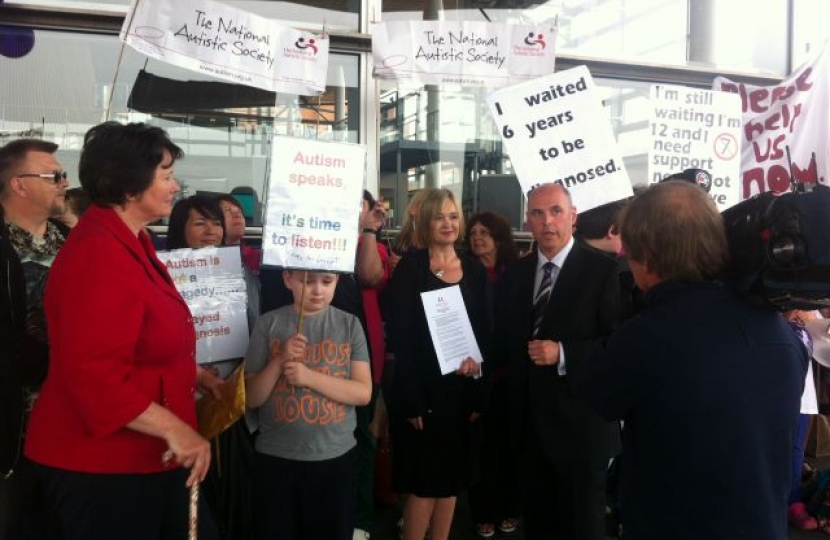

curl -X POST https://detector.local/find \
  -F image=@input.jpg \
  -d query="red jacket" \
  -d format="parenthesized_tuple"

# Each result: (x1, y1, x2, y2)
(25, 205, 197, 474)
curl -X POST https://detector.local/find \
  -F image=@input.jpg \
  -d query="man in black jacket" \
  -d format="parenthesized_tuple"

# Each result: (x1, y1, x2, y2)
(495, 183, 620, 540)
(0, 139, 67, 540)
(573, 181, 807, 540)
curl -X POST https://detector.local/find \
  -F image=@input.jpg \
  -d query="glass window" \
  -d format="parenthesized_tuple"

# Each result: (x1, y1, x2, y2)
(0, 29, 361, 225)
(11, 0, 360, 32)
(792, 0, 830, 69)
(378, 80, 502, 226)
(687, 0, 789, 75)
(378, 75, 652, 228)
(381, 0, 790, 73)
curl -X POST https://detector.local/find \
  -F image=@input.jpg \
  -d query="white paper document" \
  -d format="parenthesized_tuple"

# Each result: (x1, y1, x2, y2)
(420, 285, 484, 375)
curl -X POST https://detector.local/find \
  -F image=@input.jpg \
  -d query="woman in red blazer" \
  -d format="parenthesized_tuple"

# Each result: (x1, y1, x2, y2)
(25, 122, 212, 540)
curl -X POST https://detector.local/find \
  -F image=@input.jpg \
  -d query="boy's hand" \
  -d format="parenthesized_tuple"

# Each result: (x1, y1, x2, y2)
(283, 361, 312, 388)
(281, 333, 308, 361)
(455, 357, 481, 378)
(196, 366, 224, 400)
(268, 337, 283, 366)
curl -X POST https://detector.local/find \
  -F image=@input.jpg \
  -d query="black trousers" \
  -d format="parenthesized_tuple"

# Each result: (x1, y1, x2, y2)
(251, 448, 357, 540)
(0, 456, 59, 540)
(522, 429, 608, 540)
(468, 378, 521, 525)
(37, 465, 205, 540)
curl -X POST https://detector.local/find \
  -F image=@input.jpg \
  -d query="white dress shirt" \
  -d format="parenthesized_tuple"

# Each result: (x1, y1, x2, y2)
(533, 237, 574, 376)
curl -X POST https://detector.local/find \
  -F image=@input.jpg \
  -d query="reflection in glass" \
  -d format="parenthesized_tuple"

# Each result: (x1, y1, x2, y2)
(0, 30, 361, 226)
(381, 0, 688, 65)
(792, 0, 830, 69)
(12, 0, 360, 32)
(377, 76, 652, 227)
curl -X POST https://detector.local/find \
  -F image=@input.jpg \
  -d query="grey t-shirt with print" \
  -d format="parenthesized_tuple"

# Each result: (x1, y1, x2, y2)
(245, 305, 369, 461)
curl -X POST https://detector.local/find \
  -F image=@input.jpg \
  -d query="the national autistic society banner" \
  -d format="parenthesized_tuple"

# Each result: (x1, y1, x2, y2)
(262, 137, 367, 273)
(372, 20, 556, 88)
(486, 65, 633, 211)
(120, 0, 328, 95)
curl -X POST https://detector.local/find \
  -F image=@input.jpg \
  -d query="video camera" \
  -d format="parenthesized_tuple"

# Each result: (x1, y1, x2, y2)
(720, 183, 830, 311)
(661, 168, 830, 311)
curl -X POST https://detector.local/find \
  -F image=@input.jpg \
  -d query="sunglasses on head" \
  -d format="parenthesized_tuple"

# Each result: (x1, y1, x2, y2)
(17, 170, 68, 184)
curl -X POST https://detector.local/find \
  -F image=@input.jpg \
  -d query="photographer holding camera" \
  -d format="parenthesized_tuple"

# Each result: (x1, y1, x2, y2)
(572, 180, 808, 540)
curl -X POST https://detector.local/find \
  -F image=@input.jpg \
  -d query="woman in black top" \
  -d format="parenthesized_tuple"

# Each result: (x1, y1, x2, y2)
(388, 188, 491, 540)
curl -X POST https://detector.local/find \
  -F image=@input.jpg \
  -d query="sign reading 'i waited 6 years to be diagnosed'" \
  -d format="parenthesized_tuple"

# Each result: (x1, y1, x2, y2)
(486, 65, 632, 211)
(262, 136, 367, 273)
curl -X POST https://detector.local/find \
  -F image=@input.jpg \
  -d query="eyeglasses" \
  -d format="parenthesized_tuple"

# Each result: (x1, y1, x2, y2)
(17, 171, 68, 184)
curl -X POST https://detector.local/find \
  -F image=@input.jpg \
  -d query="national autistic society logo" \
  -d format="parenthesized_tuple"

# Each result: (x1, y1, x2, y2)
(695, 170, 713, 192)
(294, 36, 318, 55)
(523, 31, 546, 49)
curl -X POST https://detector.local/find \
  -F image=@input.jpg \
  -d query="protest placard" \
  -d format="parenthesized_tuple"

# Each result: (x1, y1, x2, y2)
(486, 65, 633, 211)
(157, 246, 248, 364)
(120, 0, 328, 95)
(713, 44, 830, 198)
(262, 137, 367, 272)
(648, 85, 743, 209)
(372, 21, 556, 87)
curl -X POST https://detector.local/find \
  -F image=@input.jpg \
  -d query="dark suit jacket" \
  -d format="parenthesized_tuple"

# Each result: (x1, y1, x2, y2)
(0, 208, 49, 477)
(495, 240, 620, 463)
(572, 281, 806, 540)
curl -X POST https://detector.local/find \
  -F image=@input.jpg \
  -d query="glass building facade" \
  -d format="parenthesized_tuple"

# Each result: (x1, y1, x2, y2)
(1, 0, 826, 228)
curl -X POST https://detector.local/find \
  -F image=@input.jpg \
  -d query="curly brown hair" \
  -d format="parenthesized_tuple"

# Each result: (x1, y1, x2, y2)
(465, 211, 519, 273)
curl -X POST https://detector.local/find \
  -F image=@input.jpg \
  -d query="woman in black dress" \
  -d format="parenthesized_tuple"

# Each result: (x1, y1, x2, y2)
(388, 188, 491, 540)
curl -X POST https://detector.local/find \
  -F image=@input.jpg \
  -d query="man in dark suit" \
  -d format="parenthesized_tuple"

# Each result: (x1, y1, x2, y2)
(494, 183, 620, 540)
(572, 181, 807, 540)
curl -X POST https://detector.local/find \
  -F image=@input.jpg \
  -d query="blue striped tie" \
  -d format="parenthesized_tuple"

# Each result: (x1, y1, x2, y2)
(532, 262, 556, 336)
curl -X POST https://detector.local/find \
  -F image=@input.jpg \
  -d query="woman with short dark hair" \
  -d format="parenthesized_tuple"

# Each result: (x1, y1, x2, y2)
(165, 195, 226, 250)
(25, 122, 213, 540)
(465, 211, 518, 282)
(463, 211, 520, 538)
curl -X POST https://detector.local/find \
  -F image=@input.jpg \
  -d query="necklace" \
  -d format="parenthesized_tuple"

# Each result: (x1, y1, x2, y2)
(431, 256, 458, 278)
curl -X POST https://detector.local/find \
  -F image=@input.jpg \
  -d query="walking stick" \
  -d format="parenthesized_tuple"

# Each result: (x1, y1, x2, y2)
(296, 270, 308, 335)
(189, 484, 199, 540)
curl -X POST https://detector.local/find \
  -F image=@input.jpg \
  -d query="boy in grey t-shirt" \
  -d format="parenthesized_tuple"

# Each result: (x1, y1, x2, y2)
(245, 270, 371, 540)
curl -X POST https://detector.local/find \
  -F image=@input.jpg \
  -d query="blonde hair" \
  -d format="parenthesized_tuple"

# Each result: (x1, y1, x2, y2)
(395, 188, 434, 252)
(415, 188, 465, 248)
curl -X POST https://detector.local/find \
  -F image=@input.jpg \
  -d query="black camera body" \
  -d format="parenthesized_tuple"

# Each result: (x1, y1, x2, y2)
(721, 184, 830, 311)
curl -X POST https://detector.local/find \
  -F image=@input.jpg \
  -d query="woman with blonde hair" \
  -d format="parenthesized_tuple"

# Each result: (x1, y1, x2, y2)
(387, 188, 491, 540)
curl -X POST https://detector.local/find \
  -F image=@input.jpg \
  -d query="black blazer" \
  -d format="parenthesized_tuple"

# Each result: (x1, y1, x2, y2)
(388, 249, 491, 420)
(495, 240, 621, 463)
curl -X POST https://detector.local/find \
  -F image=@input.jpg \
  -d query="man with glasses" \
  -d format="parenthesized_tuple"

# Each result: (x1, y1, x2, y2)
(0, 138, 67, 540)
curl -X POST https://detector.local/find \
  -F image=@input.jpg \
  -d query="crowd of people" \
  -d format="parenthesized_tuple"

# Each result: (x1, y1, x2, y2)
(0, 122, 815, 540)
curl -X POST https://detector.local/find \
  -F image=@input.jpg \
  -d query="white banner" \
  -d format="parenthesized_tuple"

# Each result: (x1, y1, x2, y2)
(262, 137, 367, 272)
(372, 21, 556, 88)
(486, 65, 633, 211)
(120, 0, 329, 95)
(157, 246, 249, 364)
(647, 85, 743, 210)
(713, 44, 830, 198)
